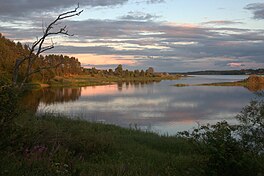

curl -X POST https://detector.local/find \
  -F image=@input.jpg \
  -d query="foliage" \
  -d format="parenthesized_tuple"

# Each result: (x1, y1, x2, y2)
(146, 67, 154, 76)
(84, 65, 175, 80)
(0, 34, 29, 76)
(178, 95, 264, 176)
(0, 114, 205, 176)
(114, 64, 123, 76)
(191, 122, 260, 176)
(236, 97, 264, 154)
(0, 75, 19, 151)
(0, 33, 84, 85)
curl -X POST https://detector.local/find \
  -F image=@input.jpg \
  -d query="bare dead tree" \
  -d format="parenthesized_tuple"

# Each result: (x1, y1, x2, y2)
(13, 4, 83, 88)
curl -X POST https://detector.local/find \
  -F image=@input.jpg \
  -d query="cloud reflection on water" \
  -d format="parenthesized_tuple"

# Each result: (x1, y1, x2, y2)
(35, 76, 254, 135)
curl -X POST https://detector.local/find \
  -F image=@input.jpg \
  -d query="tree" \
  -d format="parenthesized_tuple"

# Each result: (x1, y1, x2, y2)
(124, 69, 130, 77)
(134, 69, 140, 77)
(178, 95, 264, 175)
(140, 70, 145, 77)
(146, 67, 154, 76)
(236, 98, 264, 154)
(108, 69, 114, 76)
(13, 4, 83, 88)
(115, 64, 123, 76)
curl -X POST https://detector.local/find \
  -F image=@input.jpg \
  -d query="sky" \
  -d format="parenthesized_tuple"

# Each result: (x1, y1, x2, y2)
(0, 0, 264, 72)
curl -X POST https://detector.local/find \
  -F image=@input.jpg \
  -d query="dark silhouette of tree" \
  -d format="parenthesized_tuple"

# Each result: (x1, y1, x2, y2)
(140, 70, 145, 77)
(236, 97, 264, 154)
(13, 4, 83, 88)
(146, 67, 154, 76)
(124, 69, 130, 77)
(115, 64, 123, 76)
(108, 69, 114, 76)
(134, 69, 140, 77)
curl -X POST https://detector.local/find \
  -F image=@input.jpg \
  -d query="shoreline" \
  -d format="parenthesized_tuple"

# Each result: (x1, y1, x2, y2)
(174, 75, 264, 92)
(27, 74, 183, 89)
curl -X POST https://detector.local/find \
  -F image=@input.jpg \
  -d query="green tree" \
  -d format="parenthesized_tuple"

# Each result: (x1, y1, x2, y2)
(134, 70, 140, 77)
(115, 64, 123, 76)
(108, 69, 114, 76)
(140, 70, 145, 77)
(236, 98, 264, 154)
(146, 67, 154, 76)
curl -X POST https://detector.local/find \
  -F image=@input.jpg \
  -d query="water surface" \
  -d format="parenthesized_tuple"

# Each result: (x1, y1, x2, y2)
(27, 75, 255, 135)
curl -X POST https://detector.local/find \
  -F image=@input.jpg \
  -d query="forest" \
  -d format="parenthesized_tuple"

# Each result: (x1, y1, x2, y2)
(0, 33, 83, 83)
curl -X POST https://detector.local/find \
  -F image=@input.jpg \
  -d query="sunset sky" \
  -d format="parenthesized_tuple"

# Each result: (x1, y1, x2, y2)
(0, 0, 264, 72)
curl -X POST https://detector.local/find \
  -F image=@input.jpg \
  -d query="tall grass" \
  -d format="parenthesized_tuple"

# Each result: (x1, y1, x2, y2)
(0, 113, 206, 176)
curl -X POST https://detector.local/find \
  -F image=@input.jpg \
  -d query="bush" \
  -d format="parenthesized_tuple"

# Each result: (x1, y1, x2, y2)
(236, 98, 264, 154)
(0, 74, 19, 149)
(179, 118, 264, 176)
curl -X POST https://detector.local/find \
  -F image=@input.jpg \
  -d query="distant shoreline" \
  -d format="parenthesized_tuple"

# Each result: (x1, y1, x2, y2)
(175, 75, 264, 92)
(170, 68, 264, 75)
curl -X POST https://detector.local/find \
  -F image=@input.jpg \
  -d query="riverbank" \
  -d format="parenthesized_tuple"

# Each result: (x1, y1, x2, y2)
(28, 74, 182, 89)
(175, 75, 264, 92)
(1, 96, 263, 175)
(1, 113, 204, 176)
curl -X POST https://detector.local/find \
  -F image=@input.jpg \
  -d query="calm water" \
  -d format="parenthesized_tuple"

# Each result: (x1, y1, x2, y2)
(26, 75, 256, 135)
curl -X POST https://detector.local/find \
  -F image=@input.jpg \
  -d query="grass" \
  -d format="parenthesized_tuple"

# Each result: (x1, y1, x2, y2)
(173, 82, 246, 88)
(0, 113, 206, 176)
(38, 74, 182, 88)
(173, 76, 264, 92)
(174, 84, 190, 87)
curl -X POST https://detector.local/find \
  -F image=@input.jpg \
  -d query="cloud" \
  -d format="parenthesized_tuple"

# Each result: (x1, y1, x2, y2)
(21, 18, 260, 71)
(0, 0, 129, 18)
(0, 0, 165, 19)
(146, 0, 165, 4)
(2, 6, 264, 72)
(202, 20, 244, 25)
(119, 11, 160, 21)
(245, 3, 264, 20)
(227, 62, 246, 68)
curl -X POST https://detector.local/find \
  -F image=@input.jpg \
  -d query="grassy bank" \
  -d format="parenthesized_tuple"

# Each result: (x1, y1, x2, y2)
(39, 74, 182, 88)
(2, 111, 263, 176)
(174, 75, 264, 92)
(1, 113, 205, 176)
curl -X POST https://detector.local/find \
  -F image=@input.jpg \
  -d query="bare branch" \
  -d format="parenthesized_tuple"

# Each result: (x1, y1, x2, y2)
(40, 45, 54, 54)
(13, 4, 83, 88)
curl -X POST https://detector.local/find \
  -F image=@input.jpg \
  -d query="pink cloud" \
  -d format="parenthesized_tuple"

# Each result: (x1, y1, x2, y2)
(65, 54, 136, 66)
(227, 62, 245, 67)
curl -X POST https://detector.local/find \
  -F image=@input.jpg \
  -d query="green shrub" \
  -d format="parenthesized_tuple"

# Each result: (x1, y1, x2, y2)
(179, 119, 264, 176)
(0, 73, 20, 151)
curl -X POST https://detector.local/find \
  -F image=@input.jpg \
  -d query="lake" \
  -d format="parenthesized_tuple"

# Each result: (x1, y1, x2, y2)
(25, 75, 255, 135)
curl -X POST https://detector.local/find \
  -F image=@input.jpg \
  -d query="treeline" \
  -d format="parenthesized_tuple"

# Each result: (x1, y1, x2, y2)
(85, 64, 162, 78)
(37, 55, 83, 82)
(173, 69, 264, 75)
(0, 33, 83, 83)
(0, 33, 29, 77)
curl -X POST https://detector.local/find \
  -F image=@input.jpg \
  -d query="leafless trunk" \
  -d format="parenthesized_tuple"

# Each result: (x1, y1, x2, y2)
(12, 58, 22, 85)
(13, 4, 83, 89)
